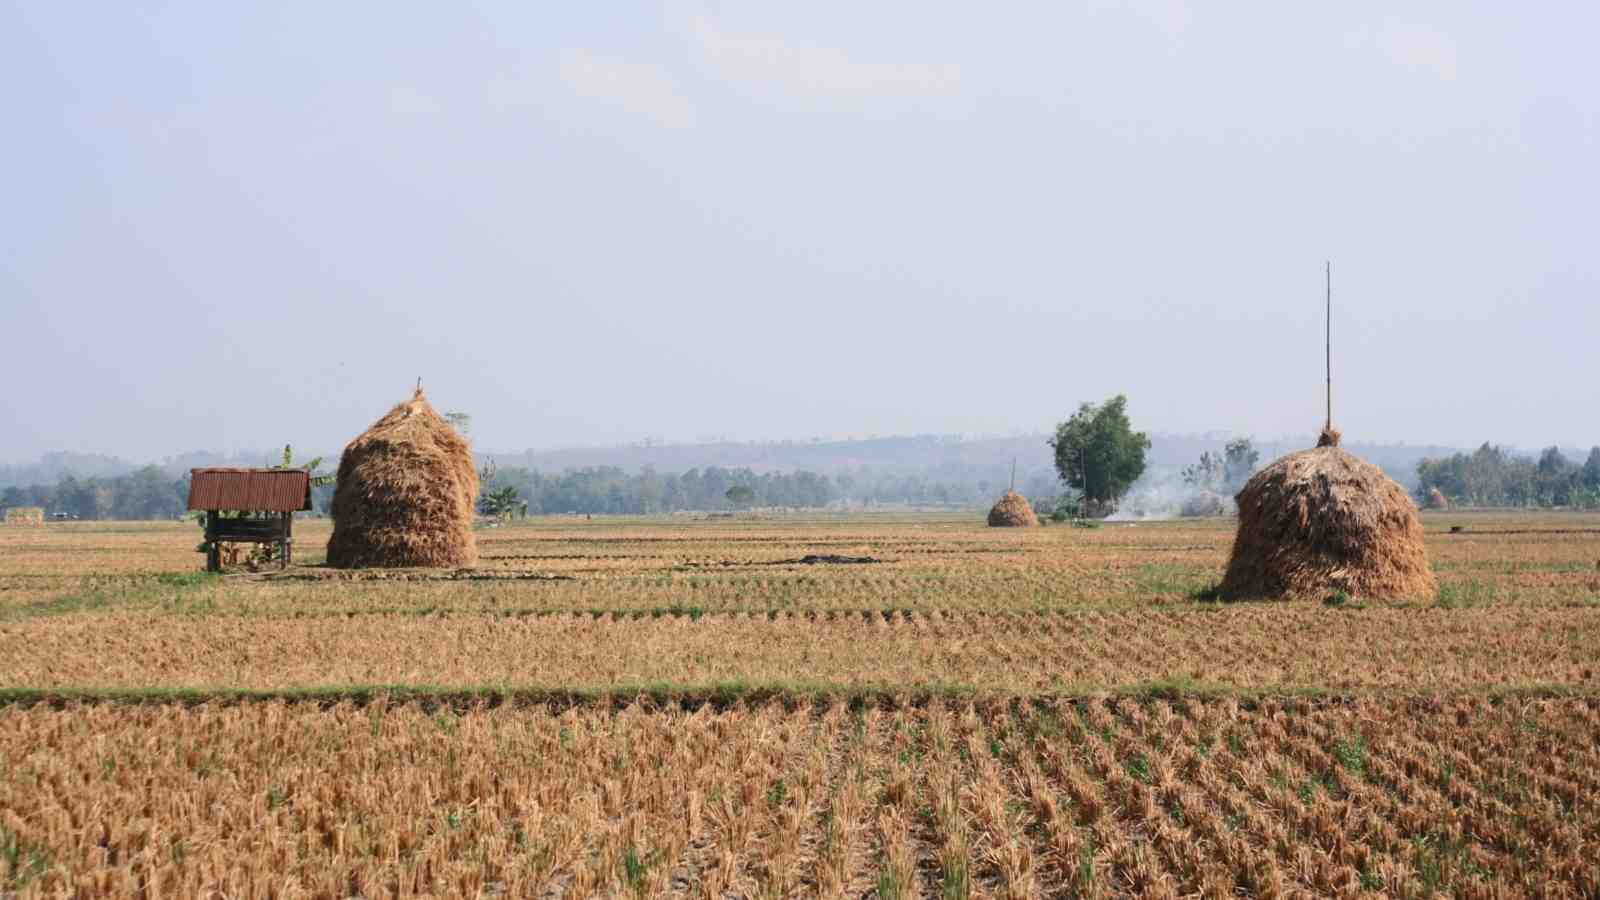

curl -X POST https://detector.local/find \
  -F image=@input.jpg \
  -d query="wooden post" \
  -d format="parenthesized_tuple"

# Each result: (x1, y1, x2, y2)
(205, 510, 220, 573)
(282, 513, 292, 569)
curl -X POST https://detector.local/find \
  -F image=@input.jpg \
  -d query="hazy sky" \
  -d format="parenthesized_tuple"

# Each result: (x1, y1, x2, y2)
(3, 2, 1596, 462)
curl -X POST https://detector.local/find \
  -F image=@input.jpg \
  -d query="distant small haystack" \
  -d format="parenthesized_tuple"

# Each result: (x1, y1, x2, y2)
(326, 388, 478, 568)
(1425, 487, 1449, 510)
(4, 506, 44, 526)
(1217, 427, 1436, 601)
(987, 490, 1039, 527)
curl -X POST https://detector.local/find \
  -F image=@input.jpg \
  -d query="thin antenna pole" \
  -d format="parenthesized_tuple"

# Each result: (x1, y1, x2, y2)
(1325, 260, 1332, 430)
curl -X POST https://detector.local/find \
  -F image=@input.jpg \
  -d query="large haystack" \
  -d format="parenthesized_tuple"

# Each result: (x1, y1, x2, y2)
(1217, 428, 1435, 601)
(988, 490, 1039, 527)
(326, 388, 478, 568)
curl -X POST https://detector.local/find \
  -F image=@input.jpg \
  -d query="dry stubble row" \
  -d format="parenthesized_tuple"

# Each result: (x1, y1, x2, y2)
(2, 696, 1598, 898)
(2, 606, 1596, 692)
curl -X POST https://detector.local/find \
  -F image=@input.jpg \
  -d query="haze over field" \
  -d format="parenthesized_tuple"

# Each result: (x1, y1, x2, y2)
(3, 2, 1596, 462)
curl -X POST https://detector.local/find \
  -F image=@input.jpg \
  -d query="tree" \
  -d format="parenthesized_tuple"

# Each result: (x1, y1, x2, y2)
(1182, 452, 1223, 491)
(1536, 446, 1576, 506)
(1048, 395, 1151, 507)
(479, 485, 521, 519)
(1584, 448, 1600, 491)
(637, 466, 663, 514)
(110, 466, 182, 520)
(1537, 446, 1570, 475)
(1222, 438, 1260, 492)
(1185, 439, 1257, 496)
(725, 485, 755, 509)
(54, 475, 98, 519)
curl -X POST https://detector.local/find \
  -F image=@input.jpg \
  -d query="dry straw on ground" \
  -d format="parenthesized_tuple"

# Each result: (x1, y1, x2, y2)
(6, 604, 1595, 691)
(1218, 426, 1437, 601)
(986, 490, 1038, 527)
(325, 388, 478, 569)
(2, 697, 1597, 897)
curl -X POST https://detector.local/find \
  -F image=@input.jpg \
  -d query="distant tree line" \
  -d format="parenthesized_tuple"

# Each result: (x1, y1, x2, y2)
(0, 466, 339, 522)
(1, 468, 191, 520)
(0, 464, 1031, 520)
(14, 439, 1594, 520)
(480, 466, 833, 515)
(481, 465, 1034, 515)
(1416, 444, 1600, 508)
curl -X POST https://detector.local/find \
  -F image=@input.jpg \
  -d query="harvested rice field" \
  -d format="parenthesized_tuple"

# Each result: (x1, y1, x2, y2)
(2, 511, 1600, 896)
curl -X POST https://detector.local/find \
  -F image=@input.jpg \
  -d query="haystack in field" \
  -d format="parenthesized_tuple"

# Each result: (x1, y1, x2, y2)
(1217, 427, 1435, 600)
(1425, 487, 1449, 510)
(3, 506, 44, 526)
(325, 388, 478, 568)
(988, 490, 1039, 527)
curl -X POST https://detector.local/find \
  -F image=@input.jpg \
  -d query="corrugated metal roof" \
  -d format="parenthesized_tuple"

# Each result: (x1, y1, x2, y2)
(187, 469, 313, 512)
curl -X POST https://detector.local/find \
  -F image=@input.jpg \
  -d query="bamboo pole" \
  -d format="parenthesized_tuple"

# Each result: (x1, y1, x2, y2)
(1325, 260, 1332, 431)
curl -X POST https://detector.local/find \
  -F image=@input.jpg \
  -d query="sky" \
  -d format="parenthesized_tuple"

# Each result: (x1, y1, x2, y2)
(2, 1, 1596, 462)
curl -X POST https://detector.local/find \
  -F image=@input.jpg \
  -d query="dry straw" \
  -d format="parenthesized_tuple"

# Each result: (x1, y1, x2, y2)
(987, 490, 1038, 527)
(325, 388, 478, 568)
(1218, 427, 1436, 600)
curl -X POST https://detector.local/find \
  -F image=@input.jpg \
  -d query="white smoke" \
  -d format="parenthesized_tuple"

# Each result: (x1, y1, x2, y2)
(1107, 466, 1237, 521)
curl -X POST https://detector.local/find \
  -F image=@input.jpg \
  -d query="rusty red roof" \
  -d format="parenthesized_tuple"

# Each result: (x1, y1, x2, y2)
(187, 469, 313, 512)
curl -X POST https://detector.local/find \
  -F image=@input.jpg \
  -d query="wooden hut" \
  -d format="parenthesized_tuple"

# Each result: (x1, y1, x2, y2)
(187, 468, 312, 571)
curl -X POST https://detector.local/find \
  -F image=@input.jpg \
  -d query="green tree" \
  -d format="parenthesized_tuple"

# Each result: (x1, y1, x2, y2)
(53, 475, 98, 519)
(725, 484, 755, 509)
(1222, 438, 1260, 492)
(637, 465, 663, 514)
(1048, 395, 1151, 506)
(1536, 446, 1576, 506)
(1584, 447, 1600, 491)
(1537, 446, 1570, 475)
(479, 485, 521, 519)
